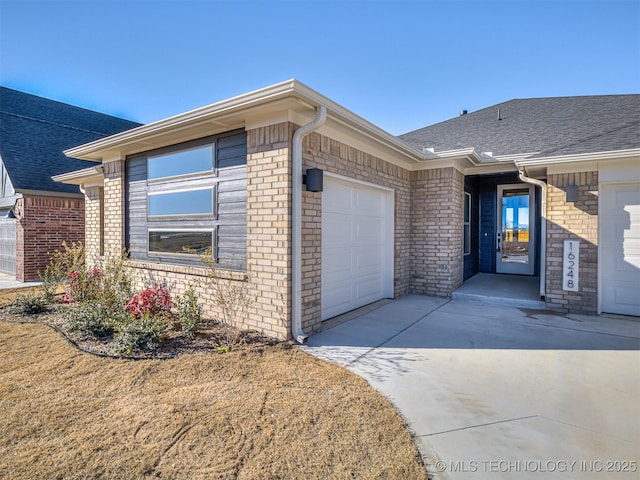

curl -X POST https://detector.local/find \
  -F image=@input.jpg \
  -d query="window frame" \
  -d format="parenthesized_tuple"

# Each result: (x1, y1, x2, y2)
(463, 192, 472, 256)
(146, 143, 215, 182)
(147, 228, 216, 258)
(147, 186, 216, 218)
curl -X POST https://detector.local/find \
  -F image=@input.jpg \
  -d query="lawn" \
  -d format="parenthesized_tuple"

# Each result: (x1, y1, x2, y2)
(0, 319, 428, 479)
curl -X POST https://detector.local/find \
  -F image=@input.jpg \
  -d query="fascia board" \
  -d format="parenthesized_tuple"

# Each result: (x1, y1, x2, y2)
(15, 189, 85, 199)
(65, 79, 426, 165)
(65, 79, 301, 160)
(52, 166, 104, 186)
(515, 148, 640, 167)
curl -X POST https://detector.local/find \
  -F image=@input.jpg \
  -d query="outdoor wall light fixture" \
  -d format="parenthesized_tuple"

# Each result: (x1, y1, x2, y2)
(565, 185, 578, 203)
(303, 168, 324, 192)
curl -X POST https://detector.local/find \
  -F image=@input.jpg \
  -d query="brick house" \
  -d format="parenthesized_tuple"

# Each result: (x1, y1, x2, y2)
(0, 87, 140, 281)
(56, 81, 640, 340)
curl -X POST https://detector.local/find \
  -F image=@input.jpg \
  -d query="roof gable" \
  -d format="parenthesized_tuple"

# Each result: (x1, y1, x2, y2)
(399, 95, 640, 158)
(0, 87, 141, 195)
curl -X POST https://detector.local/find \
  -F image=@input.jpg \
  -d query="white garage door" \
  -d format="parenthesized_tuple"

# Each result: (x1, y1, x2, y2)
(601, 184, 640, 316)
(321, 176, 393, 320)
(0, 210, 16, 275)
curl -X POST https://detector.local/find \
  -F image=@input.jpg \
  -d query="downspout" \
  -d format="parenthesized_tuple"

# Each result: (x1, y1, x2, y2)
(518, 168, 547, 298)
(291, 105, 327, 343)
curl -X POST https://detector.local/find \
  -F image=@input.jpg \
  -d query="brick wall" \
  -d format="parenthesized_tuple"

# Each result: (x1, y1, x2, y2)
(410, 167, 465, 296)
(15, 195, 85, 282)
(85, 186, 103, 266)
(300, 130, 412, 333)
(546, 171, 598, 314)
(245, 123, 292, 338)
(103, 160, 125, 253)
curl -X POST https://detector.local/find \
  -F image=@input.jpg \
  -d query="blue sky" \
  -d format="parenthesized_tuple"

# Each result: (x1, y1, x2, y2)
(1, 0, 638, 135)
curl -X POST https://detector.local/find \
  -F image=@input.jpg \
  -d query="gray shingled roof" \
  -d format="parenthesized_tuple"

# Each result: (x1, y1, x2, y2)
(399, 95, 640, 158)
(0, 87, 141, 195)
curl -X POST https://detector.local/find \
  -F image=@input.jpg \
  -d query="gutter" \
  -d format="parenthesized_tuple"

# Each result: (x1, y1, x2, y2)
(517, 168, 547, 299)
(291, 105, 327, 344)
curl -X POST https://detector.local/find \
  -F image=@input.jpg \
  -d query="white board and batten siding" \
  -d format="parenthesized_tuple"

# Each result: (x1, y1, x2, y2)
(321, 175, 394, 320)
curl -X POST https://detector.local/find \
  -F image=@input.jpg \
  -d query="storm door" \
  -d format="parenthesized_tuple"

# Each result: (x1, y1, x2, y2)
(496, 184, 535, 275)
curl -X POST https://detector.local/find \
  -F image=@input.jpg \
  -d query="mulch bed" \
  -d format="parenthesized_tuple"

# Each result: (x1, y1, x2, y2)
(0, 304, 284, 360)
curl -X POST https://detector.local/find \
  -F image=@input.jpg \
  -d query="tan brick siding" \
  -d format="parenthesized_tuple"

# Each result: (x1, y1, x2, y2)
(15, 195, 84, 282)
(410, 167, 465, 296)
(103, 160, 125, 253)
(545, 171, 598, 314)
(300, 130, 412, 334)
(85, 186, 103, 266)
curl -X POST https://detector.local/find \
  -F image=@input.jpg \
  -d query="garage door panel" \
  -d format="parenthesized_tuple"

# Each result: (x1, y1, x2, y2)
(323, 214, 353, 245)
(355, 277, 384, 301)
(354, 189, 385, 216)
(322, 177, 392, 320)
(324, 184, 353, 213)
(601, 184, 640, 316)
(355, 218, 384, 246)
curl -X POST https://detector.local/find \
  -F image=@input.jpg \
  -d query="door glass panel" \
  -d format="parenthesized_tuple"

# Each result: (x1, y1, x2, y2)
(501, 189, 530, 265)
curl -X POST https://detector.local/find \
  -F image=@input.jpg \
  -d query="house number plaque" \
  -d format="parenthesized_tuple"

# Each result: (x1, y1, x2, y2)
(562, 240, 579, 292)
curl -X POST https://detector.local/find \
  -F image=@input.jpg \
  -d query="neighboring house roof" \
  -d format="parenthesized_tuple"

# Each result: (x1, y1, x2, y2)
(399, 95, 640, 158)
(0, 86, 141, 195)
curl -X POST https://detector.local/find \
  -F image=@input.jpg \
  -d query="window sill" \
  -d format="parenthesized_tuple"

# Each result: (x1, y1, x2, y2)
(120, 259, 248, 282)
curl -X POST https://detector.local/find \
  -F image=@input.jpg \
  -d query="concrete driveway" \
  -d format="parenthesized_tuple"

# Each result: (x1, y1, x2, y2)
(302, 295, 640, 479)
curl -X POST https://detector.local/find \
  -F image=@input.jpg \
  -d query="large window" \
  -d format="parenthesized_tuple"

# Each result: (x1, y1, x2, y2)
(148, 189, 214, 217)
(463, 192, 471, 256)
(149, 231, 213, 255)
(126, 130, 247, 268)
(148, 145, 213, 180)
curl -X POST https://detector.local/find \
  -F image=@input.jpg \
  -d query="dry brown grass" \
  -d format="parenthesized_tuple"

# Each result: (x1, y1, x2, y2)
(0, 321, 427, 480)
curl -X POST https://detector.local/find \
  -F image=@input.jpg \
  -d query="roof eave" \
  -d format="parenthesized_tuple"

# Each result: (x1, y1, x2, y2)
(52, 165, 104, 186)
(515, 147, 640, 167)
(64, 79, 426, 166)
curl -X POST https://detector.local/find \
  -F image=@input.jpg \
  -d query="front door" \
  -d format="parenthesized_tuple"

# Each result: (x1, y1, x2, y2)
(496, 184, 535, 275)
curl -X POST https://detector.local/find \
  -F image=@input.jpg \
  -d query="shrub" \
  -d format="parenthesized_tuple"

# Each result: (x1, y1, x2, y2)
(175, 286, 202, 339)
(62, 267, 103, 304)
(111, 315, 171, 355)
(40, 241, 86, 302)
(61, 301, 124, 338)
(9, 293, 48, 315)
(199, 248, 255, 328)
(125, 285, 172, 319)
(98, 249, 133, 311)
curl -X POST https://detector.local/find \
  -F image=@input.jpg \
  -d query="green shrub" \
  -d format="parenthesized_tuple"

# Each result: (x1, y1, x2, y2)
(9, 294, 48, 315)
(175, 286, 202, 339)
(61, 301, 124, 338)
(111, 315, 171, 356)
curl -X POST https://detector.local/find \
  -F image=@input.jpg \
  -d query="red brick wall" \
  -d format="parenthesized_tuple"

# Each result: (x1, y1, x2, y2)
(15, 195, 85, 282)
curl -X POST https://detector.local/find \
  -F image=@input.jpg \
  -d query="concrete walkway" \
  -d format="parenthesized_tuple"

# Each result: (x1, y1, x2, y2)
(302, 295, 640, 479)
(0, 273, 41, 290)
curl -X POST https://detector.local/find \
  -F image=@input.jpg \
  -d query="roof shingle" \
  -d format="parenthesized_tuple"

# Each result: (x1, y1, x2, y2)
(0, 87, 141, 194)
(399, 95, 640, 158)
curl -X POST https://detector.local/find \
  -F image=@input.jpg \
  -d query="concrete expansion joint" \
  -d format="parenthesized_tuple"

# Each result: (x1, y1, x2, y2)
(421, 415, 538, 437)
(345, 299, 452, 368)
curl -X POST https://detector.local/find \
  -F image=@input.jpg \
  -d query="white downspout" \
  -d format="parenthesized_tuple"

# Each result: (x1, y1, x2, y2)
(291, 105, 327, 344)
(518, 168, 547, 298)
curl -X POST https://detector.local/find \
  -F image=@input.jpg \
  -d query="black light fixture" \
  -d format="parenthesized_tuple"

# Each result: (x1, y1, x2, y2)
(7, 209, 16, 219)
(303, 168, 324, 192)
(565, 185, 578, 203)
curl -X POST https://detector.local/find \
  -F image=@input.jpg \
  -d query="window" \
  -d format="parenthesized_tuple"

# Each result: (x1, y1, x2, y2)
(148, 145, 213, 180)
(126, 130, 247, 267)
(149, 230, 213, 255)
(464, 192, 471, 256)
(148, 189, 214, 217)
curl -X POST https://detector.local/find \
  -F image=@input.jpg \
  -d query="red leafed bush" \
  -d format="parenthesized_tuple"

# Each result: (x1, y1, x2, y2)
(63, 267, 103, 303)
(125, 285, 173, 319)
